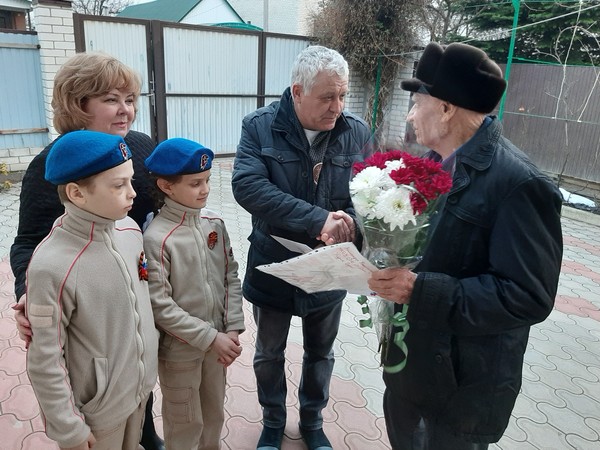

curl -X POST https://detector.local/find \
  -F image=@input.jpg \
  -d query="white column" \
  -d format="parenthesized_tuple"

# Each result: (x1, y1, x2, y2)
(32, 0, 76, 141)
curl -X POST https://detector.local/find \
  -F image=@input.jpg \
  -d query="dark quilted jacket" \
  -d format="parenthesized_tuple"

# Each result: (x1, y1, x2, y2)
(232, 88, 371, 315)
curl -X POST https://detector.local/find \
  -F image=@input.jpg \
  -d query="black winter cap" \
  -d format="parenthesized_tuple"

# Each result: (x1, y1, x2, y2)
(401, 42, 507, 114)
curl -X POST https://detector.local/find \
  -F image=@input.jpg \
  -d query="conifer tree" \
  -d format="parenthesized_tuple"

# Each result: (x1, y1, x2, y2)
(454, 0, 600, 65)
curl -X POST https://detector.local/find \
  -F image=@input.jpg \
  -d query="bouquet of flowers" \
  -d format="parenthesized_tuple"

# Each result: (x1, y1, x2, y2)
(350, 150, 452, 373)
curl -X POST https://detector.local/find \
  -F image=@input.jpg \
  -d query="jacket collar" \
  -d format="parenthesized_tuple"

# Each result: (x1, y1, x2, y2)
(455, 116, 502, 171)
(427, 116, 502, 195)
(160, 196, 201, 223)
(62, 202, 117, 239)
(271, 87, 351, 146)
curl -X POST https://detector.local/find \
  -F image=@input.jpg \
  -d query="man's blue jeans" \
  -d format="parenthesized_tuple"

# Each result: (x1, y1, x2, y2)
(252, 303, 342, 430)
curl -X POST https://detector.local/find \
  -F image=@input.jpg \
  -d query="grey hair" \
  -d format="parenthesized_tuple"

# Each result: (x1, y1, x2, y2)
(291, 45, 349, 94)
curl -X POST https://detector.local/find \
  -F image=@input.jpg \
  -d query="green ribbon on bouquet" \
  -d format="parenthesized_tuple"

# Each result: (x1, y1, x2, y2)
(384, 304, 410, 374)
(357, 295, 373, 327)
(356, 296, 410, 373)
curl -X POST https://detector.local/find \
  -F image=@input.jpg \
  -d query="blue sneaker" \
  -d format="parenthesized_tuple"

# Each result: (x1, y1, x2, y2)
(299, 426, 332, 450)
(257, 425, 285, 450)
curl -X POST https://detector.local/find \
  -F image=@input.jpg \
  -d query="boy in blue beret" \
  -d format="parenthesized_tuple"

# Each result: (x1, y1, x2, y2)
(143, 138, 245, 449)
(25, 130, 158, 450)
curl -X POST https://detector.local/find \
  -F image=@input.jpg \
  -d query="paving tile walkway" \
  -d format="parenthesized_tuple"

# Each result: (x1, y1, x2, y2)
(0, 157, 599, 449)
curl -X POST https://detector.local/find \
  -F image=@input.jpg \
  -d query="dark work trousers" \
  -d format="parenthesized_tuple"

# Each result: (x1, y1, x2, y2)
(140, 391, 163, 449)
(384, 389, 490, 450)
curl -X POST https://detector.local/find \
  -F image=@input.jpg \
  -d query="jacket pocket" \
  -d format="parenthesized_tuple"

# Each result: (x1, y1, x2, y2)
(160, 359, 200, 424)
(331, 153, 362, 169)
(261, 147, 306, 197)
(80, 357, 108, 415)
(162, 386, 194, 424)
(262, 147, 301, 164)
(326, 154, 359, 210)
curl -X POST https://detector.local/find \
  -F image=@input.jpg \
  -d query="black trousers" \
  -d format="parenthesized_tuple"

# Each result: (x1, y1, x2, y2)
(140, 391, 161, 448)
(383, 389, 490, 450)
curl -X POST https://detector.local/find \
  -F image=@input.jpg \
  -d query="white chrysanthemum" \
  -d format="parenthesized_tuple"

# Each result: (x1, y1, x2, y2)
(350, 166, 392, 192)
(350, 167, 395, 218)
(351, 192, 376, 217)
(384, 158, 405, 173)
(373, 186, 416, 231)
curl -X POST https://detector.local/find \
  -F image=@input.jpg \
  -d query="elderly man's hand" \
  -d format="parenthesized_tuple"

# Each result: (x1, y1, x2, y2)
(368, 267, 417, 304)
(319, 210, 355, 245)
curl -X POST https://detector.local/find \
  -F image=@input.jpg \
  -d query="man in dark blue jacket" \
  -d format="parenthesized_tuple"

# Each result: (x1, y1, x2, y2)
(368, 42, 563, 449)
(232, 45, 371, 450)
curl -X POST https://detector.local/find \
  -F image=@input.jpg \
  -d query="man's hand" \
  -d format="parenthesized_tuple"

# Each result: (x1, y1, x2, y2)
(319, 211, 355, 245)
(368, 267, 417, 304)
(213, 332, 242, 367)
(12, 295, 32, 348)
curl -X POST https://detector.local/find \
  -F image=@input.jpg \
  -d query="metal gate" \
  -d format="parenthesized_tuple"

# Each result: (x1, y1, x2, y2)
(74, 14, 310, 154)
(0, 30, 47, 151)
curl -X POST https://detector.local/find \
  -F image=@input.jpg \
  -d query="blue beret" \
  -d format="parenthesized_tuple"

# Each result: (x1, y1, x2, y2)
(45, 130, 132, 185)
(144, 138, 214, 176)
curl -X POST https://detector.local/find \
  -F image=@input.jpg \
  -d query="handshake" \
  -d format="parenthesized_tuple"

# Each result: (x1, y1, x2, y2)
(319, 210, 356, 245)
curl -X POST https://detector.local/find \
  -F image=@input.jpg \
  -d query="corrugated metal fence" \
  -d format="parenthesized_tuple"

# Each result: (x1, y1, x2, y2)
(502, 63, 600, 183)
(74, 14, 310, 154)
(2, 15, 598, 185)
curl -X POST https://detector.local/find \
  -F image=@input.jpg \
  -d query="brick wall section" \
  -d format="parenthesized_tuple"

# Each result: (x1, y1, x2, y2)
(385, 63, 414, 149)
(0, 148, 35, 173)
(34, 0, 76, 141)
(346, 72, 367, 118)
(345, 67, 412, 150)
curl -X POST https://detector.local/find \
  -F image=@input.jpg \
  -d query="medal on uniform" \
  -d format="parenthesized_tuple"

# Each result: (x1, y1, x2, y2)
(138, 251, 148, 281)
(208, 231, 218, 249)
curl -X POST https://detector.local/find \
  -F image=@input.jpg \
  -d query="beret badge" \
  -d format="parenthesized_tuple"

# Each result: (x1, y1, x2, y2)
(119, 142, 129, 160)
(200, 154, 210, 171)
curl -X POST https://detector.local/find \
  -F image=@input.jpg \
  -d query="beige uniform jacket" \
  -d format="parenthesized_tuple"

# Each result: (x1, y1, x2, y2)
(143, 197, 245, 361)
(26, 203, 159, 448)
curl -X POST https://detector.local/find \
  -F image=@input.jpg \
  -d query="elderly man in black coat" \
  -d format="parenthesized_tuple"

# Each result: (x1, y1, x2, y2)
(368, 42, 563, 450)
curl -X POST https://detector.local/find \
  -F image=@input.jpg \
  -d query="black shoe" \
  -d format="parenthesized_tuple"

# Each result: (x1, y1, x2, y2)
(299, 426, 332, 450)
(256, 425, 285, 450)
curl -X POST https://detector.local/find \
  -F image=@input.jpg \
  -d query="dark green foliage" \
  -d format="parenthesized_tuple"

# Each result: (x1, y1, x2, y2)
(455, 0, 600, 65)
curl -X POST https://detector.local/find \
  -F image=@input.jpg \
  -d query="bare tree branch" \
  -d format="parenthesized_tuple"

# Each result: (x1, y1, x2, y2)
(310, 0, 422, 129)
(72, 0, 132, 16)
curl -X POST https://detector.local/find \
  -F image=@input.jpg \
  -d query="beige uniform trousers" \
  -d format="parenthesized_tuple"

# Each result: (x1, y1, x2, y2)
(158, 349, 226, 450)
(88, 395, 148, 450)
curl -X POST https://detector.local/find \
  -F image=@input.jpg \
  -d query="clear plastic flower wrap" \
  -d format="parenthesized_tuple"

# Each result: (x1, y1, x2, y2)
(351, 150, 452, 373)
